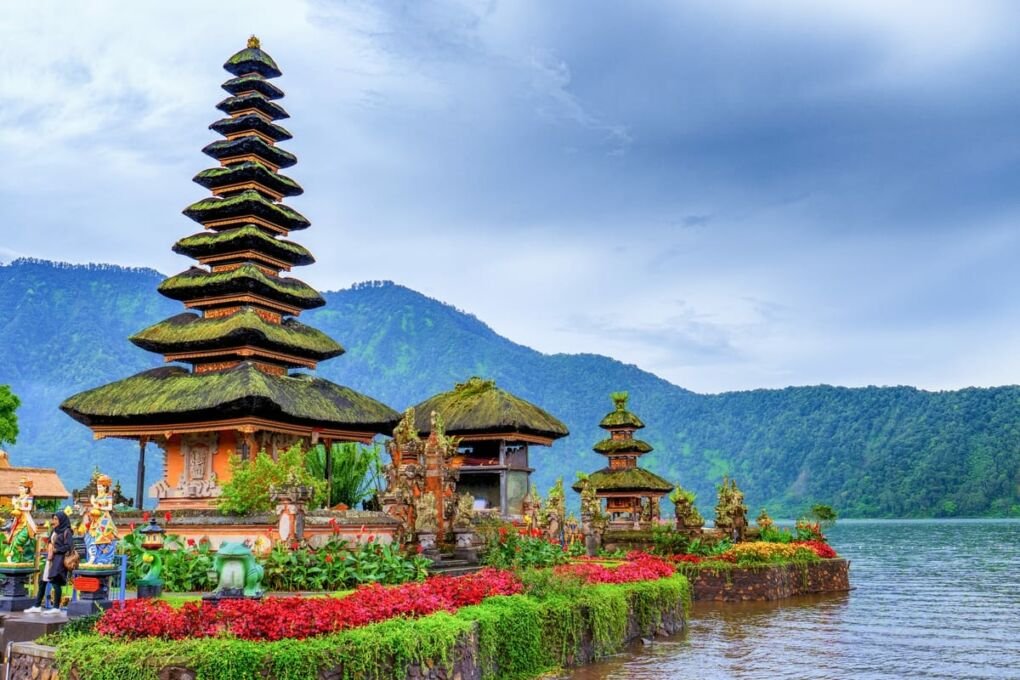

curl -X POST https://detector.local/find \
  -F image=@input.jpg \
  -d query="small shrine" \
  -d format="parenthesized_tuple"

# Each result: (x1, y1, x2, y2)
(60, 37, 399, 509)
(412, 377, 568, 518)
(572, 392, 672, 528)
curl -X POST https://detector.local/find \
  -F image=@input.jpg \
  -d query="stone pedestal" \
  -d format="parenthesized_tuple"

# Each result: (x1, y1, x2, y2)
(0, 566, 39, 613)
(417, 531, 440, 559)
(67, 567, 118, 618)
(453, 529, 477, 563)
(136, 582, 163, 598)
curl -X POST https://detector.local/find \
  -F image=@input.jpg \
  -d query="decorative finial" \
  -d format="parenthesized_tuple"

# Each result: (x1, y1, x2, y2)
(248, 35, 261, 49)
(610, 391, 629, 411)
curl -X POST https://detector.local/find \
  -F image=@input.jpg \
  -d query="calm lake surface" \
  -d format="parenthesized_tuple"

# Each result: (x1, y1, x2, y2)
(565, 520, 1020, 680)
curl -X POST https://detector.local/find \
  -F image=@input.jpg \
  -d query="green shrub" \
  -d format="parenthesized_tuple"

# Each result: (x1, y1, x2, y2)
(217, 444, 327, 515)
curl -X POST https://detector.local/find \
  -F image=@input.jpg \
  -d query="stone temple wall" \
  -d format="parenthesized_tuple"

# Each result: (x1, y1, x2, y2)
(683, 558, 850, 601)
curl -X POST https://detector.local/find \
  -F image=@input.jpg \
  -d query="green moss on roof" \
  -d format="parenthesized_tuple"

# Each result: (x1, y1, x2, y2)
(570, 467, 673, 493)
(599, 391, 645, 430)
(209, 116, 293, 143)
(61, 364, 399, 431)
(203, 137, 297, 169)
(222, 75, 284, 100)
(183, 190, 309, 231)
(224, 45, 282, 79)
(130, 310, 343, 360)
(412, 376, 568, 440)
(216, 93, 289, 121)
(194, 162, 302, 198)
(158, 265, 325, 309)
(592, 438, 653, 454)
(173, 226, 314, 266)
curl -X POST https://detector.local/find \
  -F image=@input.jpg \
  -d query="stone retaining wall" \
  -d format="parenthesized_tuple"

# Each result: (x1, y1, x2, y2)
(684, 558, 850, 601)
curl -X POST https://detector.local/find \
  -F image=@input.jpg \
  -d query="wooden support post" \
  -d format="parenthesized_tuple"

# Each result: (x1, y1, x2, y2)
(135, 438, 147, 509)
(324, 438, 334, 509)
(499, 470, 508, 517)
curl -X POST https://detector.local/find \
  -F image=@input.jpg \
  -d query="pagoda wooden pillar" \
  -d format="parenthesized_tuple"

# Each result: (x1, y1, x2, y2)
(135, 437, 147, 509)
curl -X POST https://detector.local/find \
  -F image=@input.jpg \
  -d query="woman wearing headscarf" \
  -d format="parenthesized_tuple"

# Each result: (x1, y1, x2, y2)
(26, 512, 74, 614)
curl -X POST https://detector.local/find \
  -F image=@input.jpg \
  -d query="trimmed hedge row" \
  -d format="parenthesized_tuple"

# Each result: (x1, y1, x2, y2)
(53, 574, 691, 680)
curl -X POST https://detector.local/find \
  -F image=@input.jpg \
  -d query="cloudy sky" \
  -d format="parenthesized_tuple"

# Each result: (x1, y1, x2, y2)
(3, 1, 1020, 393)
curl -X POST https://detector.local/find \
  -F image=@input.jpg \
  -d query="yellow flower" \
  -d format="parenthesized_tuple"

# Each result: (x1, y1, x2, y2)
(142, 553, 154, 564)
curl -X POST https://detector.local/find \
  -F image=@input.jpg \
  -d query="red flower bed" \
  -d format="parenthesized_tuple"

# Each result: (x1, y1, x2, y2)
(795, 540, 838, 559)
(670, 554, 704, 564)
(97, 568, 522, 641)
(555, 552, 675, 584)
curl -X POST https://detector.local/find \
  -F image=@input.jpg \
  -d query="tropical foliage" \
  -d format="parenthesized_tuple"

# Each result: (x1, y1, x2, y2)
(217, 445, 327, 515)
(0, 384, 19, 447)
(306, 442, 382, 509)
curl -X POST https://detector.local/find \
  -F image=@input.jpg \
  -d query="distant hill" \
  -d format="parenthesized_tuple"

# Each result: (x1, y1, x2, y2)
(1, 258, 1018, 517)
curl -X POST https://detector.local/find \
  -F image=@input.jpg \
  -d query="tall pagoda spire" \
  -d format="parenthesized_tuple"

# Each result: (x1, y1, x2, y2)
(62, 39, 399, 509)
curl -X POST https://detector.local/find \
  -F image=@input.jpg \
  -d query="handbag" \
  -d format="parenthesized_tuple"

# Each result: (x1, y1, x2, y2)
(63, 550, 80, 571)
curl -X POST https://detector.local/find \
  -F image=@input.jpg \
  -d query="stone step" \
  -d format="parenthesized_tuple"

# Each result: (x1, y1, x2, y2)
(429, 565, 483, 577)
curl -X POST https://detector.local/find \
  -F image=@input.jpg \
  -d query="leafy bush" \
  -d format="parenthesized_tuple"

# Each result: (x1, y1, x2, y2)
(306, 442, 383, 509)
(482, 526, 569, 569)
(759, 526, 795, 543)
(649, 525, 689, 556)
(217, 444, 327, 515)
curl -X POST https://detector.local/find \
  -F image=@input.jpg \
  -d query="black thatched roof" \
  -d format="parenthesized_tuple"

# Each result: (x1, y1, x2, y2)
(221, 74, 284, 100)
(61, 364, 400, 433)
(183, 190, 309, 232)
(592, 438, 654, 455)
(224, 38, 282, 79)
(599, 392, 645, 430)
(158, 266, 325, 310)
(209, 115, 293, 143)
(571, 467, 673, 494)
(413, 376, 568, 441)
(193, 162, 302, 198)
(173, 226, 314, 266)
(203, 136, 297, 169)
(215, 93, 289, 121)
(130, 310, 343, 361)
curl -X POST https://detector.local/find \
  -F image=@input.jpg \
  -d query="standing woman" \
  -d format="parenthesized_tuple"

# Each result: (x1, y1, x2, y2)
(28, 513, 74, 614)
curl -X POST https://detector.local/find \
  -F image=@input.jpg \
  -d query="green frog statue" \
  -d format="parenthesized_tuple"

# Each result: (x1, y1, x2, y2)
(208, 542, 264, 599)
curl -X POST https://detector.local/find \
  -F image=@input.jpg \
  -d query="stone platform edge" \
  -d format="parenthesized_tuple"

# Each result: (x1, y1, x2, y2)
(681, 558, 850, 601)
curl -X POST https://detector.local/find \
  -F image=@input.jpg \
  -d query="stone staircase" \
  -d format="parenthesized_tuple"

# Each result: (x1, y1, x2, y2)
(426, 554, 482, 577)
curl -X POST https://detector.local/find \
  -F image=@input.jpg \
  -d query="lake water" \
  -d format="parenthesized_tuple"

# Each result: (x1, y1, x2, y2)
(565, 520, 1020, 679)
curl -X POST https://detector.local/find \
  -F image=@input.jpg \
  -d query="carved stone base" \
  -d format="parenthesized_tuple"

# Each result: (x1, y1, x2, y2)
(0, 566, 38, 612)
(137, 582, 163, 599)
(453, 529, 477, 563)
(69, 567, 118, 618)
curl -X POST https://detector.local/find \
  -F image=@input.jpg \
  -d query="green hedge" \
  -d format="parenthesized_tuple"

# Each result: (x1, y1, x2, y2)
(54, 575, 691, 680)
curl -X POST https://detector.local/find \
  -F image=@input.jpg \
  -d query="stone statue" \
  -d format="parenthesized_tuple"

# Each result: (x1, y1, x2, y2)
(671, 485, 704, 537)
(756, 508, 775, 532)
(383, 408, 425, 544)
(453, 492, 475, 530)
(415, 491, 439, 533)
(82, 473, 119, 564)
(714, 477, 748, 542)
(4, 477, 37, 564)
(208, 542, 264, 599)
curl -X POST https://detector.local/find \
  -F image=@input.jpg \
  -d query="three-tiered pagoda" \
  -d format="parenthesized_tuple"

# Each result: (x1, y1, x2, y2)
(62, 37, 400, 509)
(572, 392, 672, 527)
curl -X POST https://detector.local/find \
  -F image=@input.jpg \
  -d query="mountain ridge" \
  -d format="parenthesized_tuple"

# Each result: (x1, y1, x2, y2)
(1, 258, 1018, 518)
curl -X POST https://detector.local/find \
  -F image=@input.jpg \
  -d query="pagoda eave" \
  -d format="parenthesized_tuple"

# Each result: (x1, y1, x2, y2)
(183, 294, 305, 316)
(221, 75, 284, 100)
(443, 431, 558, 446)
(87, 417, 379, 445)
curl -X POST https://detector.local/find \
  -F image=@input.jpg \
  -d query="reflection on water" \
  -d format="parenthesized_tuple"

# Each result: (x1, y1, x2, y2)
(565, 520, 1020, 680)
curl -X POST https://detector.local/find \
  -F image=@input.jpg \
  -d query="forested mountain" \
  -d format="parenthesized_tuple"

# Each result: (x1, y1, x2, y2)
(1, 258, 1018, 517)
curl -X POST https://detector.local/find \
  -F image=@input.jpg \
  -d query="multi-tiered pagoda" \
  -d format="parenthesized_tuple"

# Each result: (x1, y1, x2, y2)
(62, 37, 399, 509)
(572, 392, 672, 527)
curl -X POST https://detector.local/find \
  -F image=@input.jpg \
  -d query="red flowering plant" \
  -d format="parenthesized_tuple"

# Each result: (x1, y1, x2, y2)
(553, 552, 675, 585)
(96, 568, 522, 641)
(481, 524, 569, 570)
(794, 540, 838, 559)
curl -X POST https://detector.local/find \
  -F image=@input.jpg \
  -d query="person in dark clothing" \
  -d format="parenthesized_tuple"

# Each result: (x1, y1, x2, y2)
(26, 512, 74, 613)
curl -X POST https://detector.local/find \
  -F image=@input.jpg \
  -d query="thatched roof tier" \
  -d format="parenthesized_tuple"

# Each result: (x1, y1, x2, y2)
(224, 39, 282, 79)
(0, 452, 70, 500)
(598, 392, 645, 430)
(174, 226, 314, 266)
(61, 364, 400, 433)
(413, 377, 568, 442)
(203, 136, 297, 170)
(194, 162, 302, 198)
(592, 438, 653, 455)
(209, 116, 293, 144)
(158, 265, 325, 310)
(222, 74, 284, 100)
(571, 467, 673, 494)
(215, 93, 289, 121)
(183, 190, 309, 232)
(130, 310, 343, 360)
